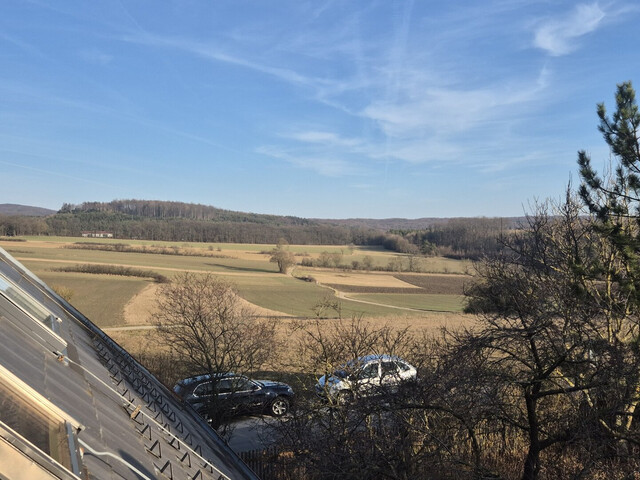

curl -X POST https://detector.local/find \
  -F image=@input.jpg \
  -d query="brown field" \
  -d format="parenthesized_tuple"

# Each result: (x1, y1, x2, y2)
(123, 283, 160, 326)
(325, 285, 426, 294)
(394, 273, 471, 295)
(301, 270, 422, 289)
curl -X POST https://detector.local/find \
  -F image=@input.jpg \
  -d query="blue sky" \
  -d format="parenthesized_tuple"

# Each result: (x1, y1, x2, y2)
(2, 1, 639, 218)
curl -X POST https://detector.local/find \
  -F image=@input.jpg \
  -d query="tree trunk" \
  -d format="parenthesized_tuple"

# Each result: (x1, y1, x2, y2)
(522, 390, 541, 480)
(522, 446, 540, 480)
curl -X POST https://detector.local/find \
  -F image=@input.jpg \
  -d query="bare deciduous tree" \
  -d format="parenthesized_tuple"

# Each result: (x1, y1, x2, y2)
(154, 272, 276, 375)
(153, 272, 278, 427)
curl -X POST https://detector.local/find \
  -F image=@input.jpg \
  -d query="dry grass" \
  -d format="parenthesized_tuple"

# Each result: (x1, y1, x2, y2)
(1, 239, 64, 249)
(298, 269, 422, 289)
(123, 283, 160, 326)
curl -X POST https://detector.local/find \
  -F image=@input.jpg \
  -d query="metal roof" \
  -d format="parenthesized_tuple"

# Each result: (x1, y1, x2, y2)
(0, 246, 259, 480)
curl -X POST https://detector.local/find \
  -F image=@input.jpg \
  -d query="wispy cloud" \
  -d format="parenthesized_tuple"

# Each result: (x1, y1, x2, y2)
(0, 157, 121, 189)
(362, 71, 549, 139)
(286, 131, 363, 148)
(256, 145, 361, 177)
(119, 4, 557, 179)
(533, 3, 606, 56)
(379, 138, 464, 165)
(120, 32, 321, 89)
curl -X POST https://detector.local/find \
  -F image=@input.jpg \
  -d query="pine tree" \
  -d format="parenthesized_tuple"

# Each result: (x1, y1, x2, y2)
(578, 80, 640, 302)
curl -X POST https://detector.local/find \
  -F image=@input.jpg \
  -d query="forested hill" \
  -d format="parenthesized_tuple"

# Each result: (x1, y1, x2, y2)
(3, 200, 380, 246)
(0, 200, 519, 258)
(59, 200, 311, 225)
(0, 203, 56, 216)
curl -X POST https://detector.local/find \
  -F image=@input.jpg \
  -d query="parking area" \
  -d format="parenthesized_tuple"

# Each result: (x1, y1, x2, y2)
(225, 415, 281, 453)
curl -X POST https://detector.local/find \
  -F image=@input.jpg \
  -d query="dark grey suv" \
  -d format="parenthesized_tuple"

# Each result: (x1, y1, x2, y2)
(173, 373, 294, 423)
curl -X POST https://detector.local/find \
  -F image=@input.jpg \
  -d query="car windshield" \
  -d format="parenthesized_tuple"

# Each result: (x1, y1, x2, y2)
(333, 369, 349, 379)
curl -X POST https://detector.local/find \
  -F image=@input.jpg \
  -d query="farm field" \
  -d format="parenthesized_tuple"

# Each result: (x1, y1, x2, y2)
(348, 293, 467, 312)
(37, 271, 152, 327)
(0, 236, 475, 339)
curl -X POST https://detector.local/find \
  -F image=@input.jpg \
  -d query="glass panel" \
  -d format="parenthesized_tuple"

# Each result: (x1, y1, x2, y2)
(0, 273, 52, 325)
(381, 361, 399, 377)
(395, 361, 411, 372)
(194, 382, 214, 396)
(360, 363, 379, 379)
(232, 377, 252, 391)
(215, 379, 234, 394)
(0, 383, 71, 468)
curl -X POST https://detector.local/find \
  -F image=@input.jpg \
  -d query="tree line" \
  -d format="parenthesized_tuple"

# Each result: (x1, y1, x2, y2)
(59, 199, 313, 225)
(1, 203, 513, 258)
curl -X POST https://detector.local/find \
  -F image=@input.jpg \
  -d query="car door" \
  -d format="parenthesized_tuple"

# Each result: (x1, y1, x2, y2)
(212, 378, 235, 413)
(394, 360, 415, 381)
(380, 360, 401, 391)
(191, 380, 215, 414)
(353, 361, 381, 396)
(228, 376, 265, 413)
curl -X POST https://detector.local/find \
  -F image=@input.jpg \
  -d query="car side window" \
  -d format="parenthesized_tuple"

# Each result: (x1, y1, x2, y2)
(215, 379, 234, 394)
(360, 362, 379, 379)
(193, 381, 214, 397)
(381, 361, 399, 377)
(395, 361, 411, 372)
(232, 377, 253, 391)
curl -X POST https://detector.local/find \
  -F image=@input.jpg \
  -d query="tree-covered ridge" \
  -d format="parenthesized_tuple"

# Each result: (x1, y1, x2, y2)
(1, 199, 510, 257)
(0, 203, 55, 216)
(45, 211, 369, 245)
(60, 199, 312, 225)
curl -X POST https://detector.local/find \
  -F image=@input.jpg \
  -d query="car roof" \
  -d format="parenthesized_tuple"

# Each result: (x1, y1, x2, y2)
(176, 372, 241, 386)
(347, 354, 406, 366)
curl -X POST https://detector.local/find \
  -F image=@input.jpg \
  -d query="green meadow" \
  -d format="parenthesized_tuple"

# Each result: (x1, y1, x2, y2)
(348, 293, 467, 313)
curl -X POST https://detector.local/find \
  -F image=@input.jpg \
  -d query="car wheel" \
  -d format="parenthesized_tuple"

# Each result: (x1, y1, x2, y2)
(270, 396, 290, 416)
(336, 390, 353, 406)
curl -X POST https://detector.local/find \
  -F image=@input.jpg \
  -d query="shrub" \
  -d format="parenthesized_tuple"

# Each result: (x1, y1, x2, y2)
(53, 264, 168, 283)
(51, 284, 74, 302)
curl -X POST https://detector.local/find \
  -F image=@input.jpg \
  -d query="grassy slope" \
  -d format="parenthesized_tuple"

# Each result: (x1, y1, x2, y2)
(348, 293, 467, 313)
(35, 270, 150, 327)
(234, 275, 411, 317)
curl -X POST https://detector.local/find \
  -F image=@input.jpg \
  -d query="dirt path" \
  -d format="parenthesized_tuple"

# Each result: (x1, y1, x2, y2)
(330, 287, 433, 313)
(123, 283, 159, 326)
(291, 267, 431, 313)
